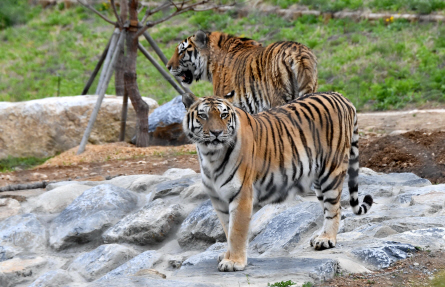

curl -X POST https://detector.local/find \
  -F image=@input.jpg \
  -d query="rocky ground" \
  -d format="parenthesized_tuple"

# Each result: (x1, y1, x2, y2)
(1, 109, 445, 286)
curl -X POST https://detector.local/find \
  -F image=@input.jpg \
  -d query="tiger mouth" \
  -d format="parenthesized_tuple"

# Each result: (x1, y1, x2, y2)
(179, 70, 193, 85)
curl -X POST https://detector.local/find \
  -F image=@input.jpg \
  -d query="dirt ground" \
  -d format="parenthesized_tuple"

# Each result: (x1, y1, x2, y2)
(1, 110, 445, 285)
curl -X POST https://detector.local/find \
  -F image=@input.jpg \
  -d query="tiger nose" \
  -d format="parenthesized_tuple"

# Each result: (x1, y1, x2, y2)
(166, 63, 171, 70)
(210, 130, 222, 137)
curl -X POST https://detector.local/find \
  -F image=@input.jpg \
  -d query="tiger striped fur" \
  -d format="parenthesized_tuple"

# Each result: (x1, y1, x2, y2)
(182, 92, 373, 272)
(168, 31, 318, 114)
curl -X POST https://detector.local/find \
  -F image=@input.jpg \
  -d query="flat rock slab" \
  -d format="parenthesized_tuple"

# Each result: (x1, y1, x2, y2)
(359, 172, 431, 187)
(68, 244, 138, 281)
(152, 175, 202, 200)
(82, 277, 217, 287)
(387, 227, 445, 250)
(0, 256, 47, 287)
(0, 198, 21, 221)
(176, 257, 338, 282)
(49, 184, 139, 250)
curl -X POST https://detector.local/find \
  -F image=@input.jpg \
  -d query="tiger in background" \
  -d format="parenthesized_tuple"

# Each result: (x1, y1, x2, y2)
(181, 91, 373, 272)
(167, 31, 318, 114)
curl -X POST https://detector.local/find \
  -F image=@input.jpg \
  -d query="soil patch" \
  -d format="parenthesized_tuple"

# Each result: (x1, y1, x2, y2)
(360, 130, 445, 184)
(320, 250, 445, 287)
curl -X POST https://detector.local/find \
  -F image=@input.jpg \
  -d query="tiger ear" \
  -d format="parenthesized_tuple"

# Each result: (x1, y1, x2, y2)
(182, 93, 198, 109)
(193, 31, 207, 49)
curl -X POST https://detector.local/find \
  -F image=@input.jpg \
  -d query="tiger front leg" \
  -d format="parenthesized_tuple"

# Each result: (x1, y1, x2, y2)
(310, 187, 342, 250)
(218, 186, 253, 272)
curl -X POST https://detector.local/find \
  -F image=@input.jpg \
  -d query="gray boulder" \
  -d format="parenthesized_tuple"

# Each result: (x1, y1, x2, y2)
(394, 184, 445, 204)
(28, 269, 75, 287)
(102, 199, 185, 245)
(84, 277, 216, 287)
(249, 202, 323, 254)
(152, 174, 202, 200)
(98, 250, 161, 281)
(0, 213, 46, 252)
(352, 241, 417, 269)
(177, 200, 226, 250)
(68, 244, 138, 281)
(49, 184, 139, 250)
(163, 168, 197, 179)
(387, 227, 445, 250)
(147, 95, 189, 146)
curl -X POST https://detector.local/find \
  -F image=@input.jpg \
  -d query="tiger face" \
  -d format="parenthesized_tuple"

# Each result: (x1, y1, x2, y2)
(182, 93, 237, 149)
(166, 32, 209, 86)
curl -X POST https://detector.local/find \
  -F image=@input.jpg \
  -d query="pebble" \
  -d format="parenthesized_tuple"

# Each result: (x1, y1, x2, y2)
(413, 262, 419, 266)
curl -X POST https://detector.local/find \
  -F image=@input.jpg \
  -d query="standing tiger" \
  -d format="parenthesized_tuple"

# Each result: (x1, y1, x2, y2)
(168, 31, 318, 114)
(182, 92, 373, 272)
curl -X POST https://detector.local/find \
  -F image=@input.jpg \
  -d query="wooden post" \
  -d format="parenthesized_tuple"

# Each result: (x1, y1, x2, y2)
(81, 37, 111, 95)
(77, 30, 124, 155)
(138, 43, 185, 95)
(95, 28, 120, 95)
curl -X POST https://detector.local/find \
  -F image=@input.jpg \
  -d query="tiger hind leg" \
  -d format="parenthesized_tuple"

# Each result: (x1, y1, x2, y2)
(310, 176, 343, 250)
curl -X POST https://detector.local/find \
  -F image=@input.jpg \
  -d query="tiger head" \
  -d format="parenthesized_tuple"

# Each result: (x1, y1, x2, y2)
(182, 93, 238, 149)
(166, 31, 210, 86)
(167, 31, 262, 86)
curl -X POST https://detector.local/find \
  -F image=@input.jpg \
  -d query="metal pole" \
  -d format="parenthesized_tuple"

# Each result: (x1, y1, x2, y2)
(142, 31, 192, 94)
(138, 43, 185, 95)
(77, 31, 124, 155)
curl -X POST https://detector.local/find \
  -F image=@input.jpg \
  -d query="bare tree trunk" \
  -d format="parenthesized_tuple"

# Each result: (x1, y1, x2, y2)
(125, 0, 149, 147)
(117, 0, 129, 141)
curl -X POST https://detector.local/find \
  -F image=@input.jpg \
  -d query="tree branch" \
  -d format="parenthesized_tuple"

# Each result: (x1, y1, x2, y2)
(134, 0, 214, 39)
(110, 0, 122, 27)
(77, 0, 117, 26)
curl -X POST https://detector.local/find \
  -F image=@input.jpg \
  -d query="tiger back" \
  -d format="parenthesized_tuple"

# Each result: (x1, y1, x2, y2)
(168, 31, 318, 114)
(182, 92, 373, 272)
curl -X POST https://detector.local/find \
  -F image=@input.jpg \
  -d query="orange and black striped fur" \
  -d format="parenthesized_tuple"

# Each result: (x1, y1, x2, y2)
(168, 31, 318, 114)
(182, 92, 373, 272)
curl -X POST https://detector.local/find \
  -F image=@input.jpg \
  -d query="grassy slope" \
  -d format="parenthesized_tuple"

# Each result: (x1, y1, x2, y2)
(0, 4, 444, 111)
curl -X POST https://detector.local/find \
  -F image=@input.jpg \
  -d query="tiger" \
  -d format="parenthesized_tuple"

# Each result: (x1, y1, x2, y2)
(181, 91, 373, 272)
(167, 31, 318, 114)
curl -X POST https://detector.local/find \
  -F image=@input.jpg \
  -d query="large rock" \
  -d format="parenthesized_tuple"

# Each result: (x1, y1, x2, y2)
(0, 95, 158, 159)
(386, 227, 445, 250)
(0, 213, 46, 252)
(68, 244, 138, 281)
(182, 242, 227, 267)
(249, 202, 323, 254)
(24, 184, 91, 214)
(0, 245, 21, 263)
(98, 250, 161, 281)
(0, 256, 47, 287)
(176, 257, 338, 283)
(83, 277, 216, 287)
(177, 200, 226, 250)
(49, 184, 139, 250)
(147, 95, 189, 146)
(394, 184, 445, 204)
(28, 269, 75, 287)
(102, 199, 185, 245)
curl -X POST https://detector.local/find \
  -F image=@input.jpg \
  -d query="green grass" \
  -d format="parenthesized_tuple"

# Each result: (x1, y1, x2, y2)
(266, 0, 445, 14)
(431, 270, 445, 287)
(267, 280, 297, 287)
(0, 4, 444, 111)
(0, 156, 51, 173)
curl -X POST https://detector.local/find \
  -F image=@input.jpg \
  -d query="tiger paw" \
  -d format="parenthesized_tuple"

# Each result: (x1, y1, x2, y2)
(218, 251, 228, 263)
(218, 259, 245, 272)
(310, 234, 336, 250)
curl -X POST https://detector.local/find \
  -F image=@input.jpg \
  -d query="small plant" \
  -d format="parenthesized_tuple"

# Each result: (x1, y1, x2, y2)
(267, 280, 297, 287)
(0, 156, 51, 172)
(302, 282, 314, 287)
